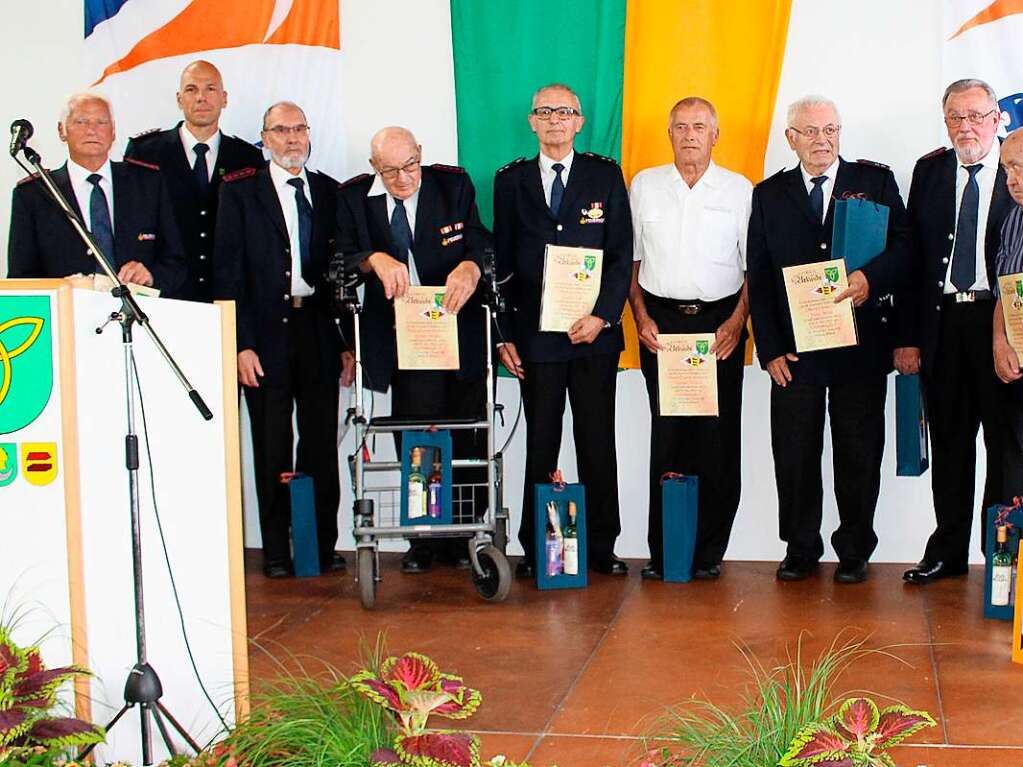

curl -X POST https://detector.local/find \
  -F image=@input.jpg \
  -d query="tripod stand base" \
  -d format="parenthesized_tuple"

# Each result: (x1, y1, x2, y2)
(126, 662, 164, 703)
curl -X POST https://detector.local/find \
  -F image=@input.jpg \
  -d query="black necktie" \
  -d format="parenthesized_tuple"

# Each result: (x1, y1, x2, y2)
(87, 173, 115, 265)
(550, 162, 565, 217)
(287, 177, 312, 280)
(193, 142, 210, 195)
(390, 197, 413, 264)
(951, 164, 983, 291)
(809, 175, 827, 223)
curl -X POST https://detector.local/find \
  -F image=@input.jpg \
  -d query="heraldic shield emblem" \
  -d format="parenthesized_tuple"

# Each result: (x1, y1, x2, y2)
(0, 296, 53, 435)
(0, 443, 16, 487)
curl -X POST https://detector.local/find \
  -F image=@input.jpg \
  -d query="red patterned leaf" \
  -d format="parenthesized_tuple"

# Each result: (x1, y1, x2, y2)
(370, 747, 401, 766)
(0, 708, 28, 736)
(28, 717, 104, 746)
(396, 732, 478, 767)
(780, 725, 849, 766)
(13, 668, 73, 699)
(835, 697, 879, 740)
(22, 649, 43, 677)
(383, 653, 439, 692)
(873, 706, 936, 749)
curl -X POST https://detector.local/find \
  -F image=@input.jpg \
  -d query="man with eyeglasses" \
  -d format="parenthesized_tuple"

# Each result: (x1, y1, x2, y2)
(897, 79, 1014, 584)
(124, 60, 264, 302)
(214, 101, 353, 579)
(493, 83, 633, 579)
(747, 95, 910, 583)
(8, 92, 186, 295)
(336, 126, 491, 574)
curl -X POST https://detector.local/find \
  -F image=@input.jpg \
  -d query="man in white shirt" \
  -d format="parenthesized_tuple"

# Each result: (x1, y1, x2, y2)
(628, 97, 752, 581)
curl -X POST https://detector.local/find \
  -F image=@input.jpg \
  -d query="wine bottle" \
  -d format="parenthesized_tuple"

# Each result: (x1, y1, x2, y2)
(545, 501, 563, 576)
(408, 447, 427, 519)
(563, 501, 579, 575)
(992, 525, 1012, 607)
(427, 460, 442, 519)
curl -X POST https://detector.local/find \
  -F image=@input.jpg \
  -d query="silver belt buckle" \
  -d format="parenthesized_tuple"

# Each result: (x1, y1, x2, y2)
(680, 304, 701, 315)
(954, 291, 975, 304)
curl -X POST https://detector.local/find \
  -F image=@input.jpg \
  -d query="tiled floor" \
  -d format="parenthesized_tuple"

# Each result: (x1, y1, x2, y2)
(244, 553, 1023, 766)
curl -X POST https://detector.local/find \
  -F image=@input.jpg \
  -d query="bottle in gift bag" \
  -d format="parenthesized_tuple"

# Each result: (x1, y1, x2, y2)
(408, 447, 427, 519)
(545, 501, 563, 576)
(427, 460, 442, 519)
(563, 501, 579, 575)
(992, 525, 1013, 607)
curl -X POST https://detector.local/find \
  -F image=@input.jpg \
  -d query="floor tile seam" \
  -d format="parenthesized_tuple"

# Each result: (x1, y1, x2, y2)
(523, 577, 639, 763)
(921, 589, 949, 746)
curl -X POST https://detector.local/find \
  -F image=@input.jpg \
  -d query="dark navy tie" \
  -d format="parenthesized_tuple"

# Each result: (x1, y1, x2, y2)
(390, 197, 413, 264)
(193, 142, 210, 196)
(87, 173, 115, 265)
(951, 164, 983, 291)
(550, 162, 565, 217)
(287, 177, 312, 280)
(809, 175, 827, 223)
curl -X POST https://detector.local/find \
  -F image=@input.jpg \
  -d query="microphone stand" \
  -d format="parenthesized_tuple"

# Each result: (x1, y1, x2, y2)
(11, 142, 210, 765)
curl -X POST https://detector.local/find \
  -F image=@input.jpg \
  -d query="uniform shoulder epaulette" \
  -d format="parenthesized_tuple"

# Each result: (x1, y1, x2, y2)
(429, 162, 465, 174)
(17, 172, 41, 185)
(130, 127, 161, 141)
(223, 167, 257, 183)
(125, 157, 160, 171)
(338, 172, 372, 189)
(856, 158, 890, 169)
(496, 157, 526, 174)
(919, 146, 946, 161)
(582, 151, 618, 164)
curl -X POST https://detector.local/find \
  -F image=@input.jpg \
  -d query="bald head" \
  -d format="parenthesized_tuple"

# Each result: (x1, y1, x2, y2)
(1003, 128, 1023, 207)
(177, 59, 227, 137)
(370, 127, 419, 162)
(370, 126, 422, 200)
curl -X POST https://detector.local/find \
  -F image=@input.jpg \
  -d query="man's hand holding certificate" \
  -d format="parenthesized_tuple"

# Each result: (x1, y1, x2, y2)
(539, 245, 603, 332)
(782, 259, 858, 352)
(394, 286, 460, 370)
(657, 333, 718, 416)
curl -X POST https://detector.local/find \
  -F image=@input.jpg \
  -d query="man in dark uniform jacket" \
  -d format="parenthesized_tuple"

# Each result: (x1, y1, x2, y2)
(8, 92, 185, 296)
(896, 79, 1014, 584)
(214, 101, 352, 578)
(125, 60, 264, 302)
(336, 126, 492, 573)
(747, 95, 910, 584)
(494, 83, 633, 578)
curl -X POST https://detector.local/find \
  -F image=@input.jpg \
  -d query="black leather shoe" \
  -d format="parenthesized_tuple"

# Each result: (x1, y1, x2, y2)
(640, 561, 663, 580)
(515, 560, 535, 579)
(401, 547, 433, 574)
(776, 555, 818, 581)
(263, 562, 291, 579)
(320, 552, 347, 573)
(903, 560, 968, 584)
(692, 563, 721, 581)
(834, 558, 868, 584)
(591, 555, 629, 575)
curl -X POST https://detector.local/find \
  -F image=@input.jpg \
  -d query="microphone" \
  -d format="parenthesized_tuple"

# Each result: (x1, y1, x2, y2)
(9, 119, 33, 157)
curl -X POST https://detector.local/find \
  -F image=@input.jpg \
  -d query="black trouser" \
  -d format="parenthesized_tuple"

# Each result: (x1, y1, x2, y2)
(771, 375, 887, 562)
(1004, 383, 1023, 501)
(922, 299, 1007, 564)
(518, 352, 620, 564)
(244, 307, 340, 568)
(391, 370, 487, 561)
(638, 289, 745, 568)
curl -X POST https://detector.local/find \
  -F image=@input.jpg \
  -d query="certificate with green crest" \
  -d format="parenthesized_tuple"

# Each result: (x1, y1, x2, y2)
(656, 333, 718, 416)
(999, 272, 1023, 358)
(782, 260, 858, 352)
(539, 245, 603, 332)
(394, 286, 460, 370)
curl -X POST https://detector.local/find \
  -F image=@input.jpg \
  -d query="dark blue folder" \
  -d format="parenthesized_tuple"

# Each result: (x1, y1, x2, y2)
(832, 197, 889, 272)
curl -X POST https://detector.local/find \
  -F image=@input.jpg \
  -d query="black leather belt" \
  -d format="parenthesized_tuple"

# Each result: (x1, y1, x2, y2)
(643, 289, 740, 315)
(943, 289, 994, 304)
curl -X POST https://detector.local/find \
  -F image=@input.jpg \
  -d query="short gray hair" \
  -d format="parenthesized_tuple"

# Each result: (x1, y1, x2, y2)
(942, 78, 998, 109)
(786, 95, 841, 127)
(531, 83, 582, 114)
(668, 97, 719, 131)
(261, 101, 307, 131)
(59, 92, 114, 127)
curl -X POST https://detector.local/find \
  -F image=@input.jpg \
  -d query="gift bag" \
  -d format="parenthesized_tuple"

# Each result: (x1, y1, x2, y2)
(895, 373, 929, 476)
(283, 472, 319, 577)
(399, 429, 453, 526)
(831, 196, 889, 273)
(984, 501, 1022, 621)
(534, 473, 587, 590)
(662, 474, 699, 583)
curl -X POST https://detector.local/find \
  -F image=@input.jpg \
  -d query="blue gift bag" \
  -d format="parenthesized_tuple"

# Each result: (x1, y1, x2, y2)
(662, 475, 698, 583)
(287, 473, 320, 577)
(832, 197, 889, 273)
(399, 430, 453, 526)
(534, 481, 587, 590)
(895, 374, 929, 477)
(984, 504, 1022, 621)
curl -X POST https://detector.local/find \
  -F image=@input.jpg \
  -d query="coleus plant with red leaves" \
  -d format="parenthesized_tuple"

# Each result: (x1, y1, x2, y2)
(351, 652, 483, 767)
(0, 627, 104, 752)
(780, 697, 935, 767)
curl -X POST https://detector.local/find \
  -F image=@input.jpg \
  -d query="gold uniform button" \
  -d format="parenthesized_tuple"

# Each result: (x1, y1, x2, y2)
(556, 224, 563, 232)
(820, 243, 827, 250)
(948, 233, 954, 241)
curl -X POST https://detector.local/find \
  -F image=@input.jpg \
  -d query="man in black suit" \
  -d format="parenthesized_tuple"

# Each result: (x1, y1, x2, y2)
(214, 101, 352, 578)
(897, 79, 1014, 584)
(747, 95, 910, 584)
(336, 126, 492, 574)
(125, 60, 264, 302)
(8, 92, 185, 295)
(494, 83, 633, 578)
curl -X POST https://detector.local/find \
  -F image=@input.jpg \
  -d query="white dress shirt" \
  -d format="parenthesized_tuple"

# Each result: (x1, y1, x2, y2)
(367, 173, 423, 285)
(539, 150, 574, 207)
(268, 160, 315, 297)
(631, 161, 753, 301)
(946, 141, 1001, 293)
(799, 158, 839, 223)
(178, 125, 221, 181)
(67, 158, 115, 233)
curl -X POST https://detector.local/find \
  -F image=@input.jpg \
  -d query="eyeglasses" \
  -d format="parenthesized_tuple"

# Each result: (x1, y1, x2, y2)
(263, 124, 310, 136)
(945, 110, 996, 128)
(531, 106, 581, 120)
(378, 158, 421, 180)
(789, 124, 840, 139)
